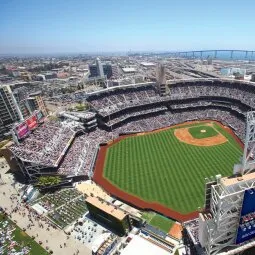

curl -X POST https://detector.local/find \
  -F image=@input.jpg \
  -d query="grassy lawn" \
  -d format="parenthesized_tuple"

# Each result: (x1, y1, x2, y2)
(141, 211, 155, 222)
(103, 121, 243, 214)
(141, 212, 174, 233)
(188, 125, 218, 139)
(0, 213, 48, 255)
(149, 214, 174, 233)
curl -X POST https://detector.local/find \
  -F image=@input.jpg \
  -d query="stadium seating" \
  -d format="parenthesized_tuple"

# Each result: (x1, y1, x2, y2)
(10, 121, 75, 167)
(11, 80, 253, 178)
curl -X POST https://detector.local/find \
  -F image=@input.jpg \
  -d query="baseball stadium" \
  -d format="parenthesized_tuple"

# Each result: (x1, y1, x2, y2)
(4, 78, 254, 220)
(3, 75, 255, 254)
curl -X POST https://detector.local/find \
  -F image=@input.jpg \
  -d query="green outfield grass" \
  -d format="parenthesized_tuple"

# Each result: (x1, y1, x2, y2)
(103, 121, 243, 214)
(141, 212, 174, 233)
(188, 125, 218, 139)
(149, 214, 174, 233)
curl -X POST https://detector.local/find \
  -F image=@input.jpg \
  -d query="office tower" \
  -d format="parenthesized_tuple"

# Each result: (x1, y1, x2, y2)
(0, 85, 23, 140)
(89, 61, 112, 79)
(25, 91, 48, 117)
(96, 57, 104, 78)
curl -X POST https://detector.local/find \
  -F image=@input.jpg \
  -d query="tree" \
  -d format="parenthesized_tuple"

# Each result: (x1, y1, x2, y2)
(37, 176, 61, 187)
(75, 102, 88, 111)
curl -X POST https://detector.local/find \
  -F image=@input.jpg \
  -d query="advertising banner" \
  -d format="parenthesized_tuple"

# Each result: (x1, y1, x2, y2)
(16, 122, 29, 139)
(26, 115, 38, 130)
(236, 189, 255, 244)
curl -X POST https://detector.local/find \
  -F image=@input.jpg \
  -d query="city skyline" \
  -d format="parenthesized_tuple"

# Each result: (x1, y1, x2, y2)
(1, 0, 255, 54)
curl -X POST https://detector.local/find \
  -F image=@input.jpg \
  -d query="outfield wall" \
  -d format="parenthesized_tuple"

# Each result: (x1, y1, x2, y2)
(93, 120, 244, 222)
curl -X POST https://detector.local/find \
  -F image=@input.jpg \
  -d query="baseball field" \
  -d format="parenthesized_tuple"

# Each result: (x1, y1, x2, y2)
(93, 120, 243, 221)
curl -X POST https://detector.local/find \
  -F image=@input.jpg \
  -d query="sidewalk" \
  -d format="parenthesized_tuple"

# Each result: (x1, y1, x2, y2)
(0, 157, 91, 255)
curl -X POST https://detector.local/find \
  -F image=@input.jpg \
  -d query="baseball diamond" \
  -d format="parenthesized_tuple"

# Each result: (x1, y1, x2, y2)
(93, 120, 243, 221)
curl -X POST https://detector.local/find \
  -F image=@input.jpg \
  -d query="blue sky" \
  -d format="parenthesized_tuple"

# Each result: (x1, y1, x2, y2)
(0, 0, 254, 54)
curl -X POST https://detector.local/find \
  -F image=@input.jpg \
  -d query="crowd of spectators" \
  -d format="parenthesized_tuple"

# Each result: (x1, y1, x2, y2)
(171, 101, 212, 109)
(0, 215, 32, 254)
(10, 80, 252, 178)
(10, 108, 246, 178)
(59, 129, 116, 176)
(113, 109, 246, 141)
(31, 189, 87, 229)
(107, 106, 167, 126)
(67, 108, 245, 177)
(33, 189, 81, 212)
(81, 130, 115, 176)
(58, 136, 90, 176)
(10, 121, 75, 167)
(48, 197, 87, 229)
(169, 82, 255, 108)
(86, 86, 159, 116)
(183, 219, 200, 244)
(47, 81, 255, 118)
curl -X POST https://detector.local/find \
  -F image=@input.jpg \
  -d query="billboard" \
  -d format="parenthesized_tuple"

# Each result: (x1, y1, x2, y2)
(26, 115, 38, 130)
(15, 122, 29, 139)
(236, 189, 255, 244)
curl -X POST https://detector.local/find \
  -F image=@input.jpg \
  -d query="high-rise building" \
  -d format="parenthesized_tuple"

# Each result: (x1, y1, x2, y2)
(25, 91, 48, 117)
(13, 88, 31, 119)
(0, 85, 23, 140)
(111, 64, 119, 78)
(0, 84, 47, 141)
(96, 57, 104, 78)
(89, 58, 113, 79)
(89, 65, 98, 77)
(103, 64, 113, 78)
(251, 73, 255, 82)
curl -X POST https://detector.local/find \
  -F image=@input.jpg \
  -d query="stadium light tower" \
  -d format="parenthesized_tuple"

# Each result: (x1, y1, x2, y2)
(242, 111, 255, 175)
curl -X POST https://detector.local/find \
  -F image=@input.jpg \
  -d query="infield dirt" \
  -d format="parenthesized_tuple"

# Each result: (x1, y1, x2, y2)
(174, 126, 227, 146)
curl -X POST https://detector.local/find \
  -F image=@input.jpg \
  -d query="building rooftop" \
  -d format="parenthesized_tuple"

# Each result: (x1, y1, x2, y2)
(221, 172, 255, 187)
(122, 67, 136, 73)
(28, 91, 42, 97)
(141, 62, 155, 67)
(121, 235, 170, 255)
(86, 196, 127, 220)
